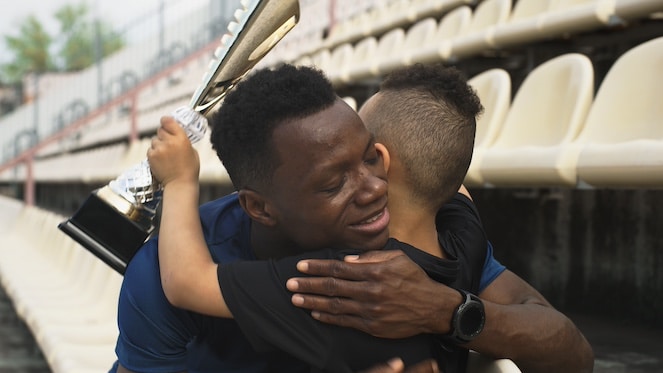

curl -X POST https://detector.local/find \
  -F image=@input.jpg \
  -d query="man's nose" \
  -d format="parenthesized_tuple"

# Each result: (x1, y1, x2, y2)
(355, 171, 387, 205)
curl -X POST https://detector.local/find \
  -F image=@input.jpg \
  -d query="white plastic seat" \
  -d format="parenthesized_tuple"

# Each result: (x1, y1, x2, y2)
(539, 0, 619, 39)
(491, 0, 554, 49)
(409, 6, 473, 64)
(464, 69, 512, 186)
(199, 130, 232, 184)
(310, 48, 332, 72)
(479, 54, 594, 186)
(351, 28, 405, 80)
(369, 0, 418, 36)
(575, 36, 663, 187)
(326, 43, 355, 85)
(343, 36, 378, 83)
(378, 18, 438, 74)
(615, 0, 663, 21)
(449, 0, 513, 60)
(324, 12, 371, 47)
(410, 0, 469, 19)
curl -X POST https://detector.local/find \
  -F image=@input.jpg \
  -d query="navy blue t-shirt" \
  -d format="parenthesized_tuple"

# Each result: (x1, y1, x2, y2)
(112, 193, 309, 373)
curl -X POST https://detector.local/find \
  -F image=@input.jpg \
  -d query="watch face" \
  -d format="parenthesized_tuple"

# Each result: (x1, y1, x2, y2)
(459, 303, 485, 337)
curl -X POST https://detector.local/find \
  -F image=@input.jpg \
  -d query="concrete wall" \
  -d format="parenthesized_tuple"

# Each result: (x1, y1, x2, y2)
(469, 188, 663, 328)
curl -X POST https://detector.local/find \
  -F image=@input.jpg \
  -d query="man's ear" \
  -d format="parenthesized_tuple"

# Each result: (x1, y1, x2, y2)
(238, 189, 278, 227)
(375, 143, 390, 173)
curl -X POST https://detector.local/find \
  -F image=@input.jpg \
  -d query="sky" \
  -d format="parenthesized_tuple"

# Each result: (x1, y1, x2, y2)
(0, 0, 207, 64)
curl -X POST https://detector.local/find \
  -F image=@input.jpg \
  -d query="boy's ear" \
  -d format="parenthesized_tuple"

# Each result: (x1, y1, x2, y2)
(238, 189, 278, 227)
(375, 143, 390, 173)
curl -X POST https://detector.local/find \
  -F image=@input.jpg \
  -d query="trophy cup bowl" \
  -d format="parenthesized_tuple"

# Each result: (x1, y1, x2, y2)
(58, 0, 300, 274)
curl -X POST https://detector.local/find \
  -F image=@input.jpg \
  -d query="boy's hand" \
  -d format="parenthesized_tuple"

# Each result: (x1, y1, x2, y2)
(147, 116, 200, 186)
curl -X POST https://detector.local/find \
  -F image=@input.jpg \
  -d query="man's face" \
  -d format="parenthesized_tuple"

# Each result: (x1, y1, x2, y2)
(266, 99, 390, 252)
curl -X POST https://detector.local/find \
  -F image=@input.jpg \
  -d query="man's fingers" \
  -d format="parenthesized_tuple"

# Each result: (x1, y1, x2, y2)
(290, 292, 364, 314)
(286, 276, 371, 298)
(296, 258, 370, 280)
(345, 250, 405, 264)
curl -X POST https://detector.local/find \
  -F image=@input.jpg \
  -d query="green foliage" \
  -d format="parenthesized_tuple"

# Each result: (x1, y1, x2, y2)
(1, 15, 54, 82)
(0, 2, 125, 84)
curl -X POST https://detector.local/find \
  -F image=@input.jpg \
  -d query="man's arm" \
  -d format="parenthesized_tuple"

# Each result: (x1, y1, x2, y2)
(286, 252, 593, 372)
(474, 269, 593, 372)
(148, 116, 231, 318)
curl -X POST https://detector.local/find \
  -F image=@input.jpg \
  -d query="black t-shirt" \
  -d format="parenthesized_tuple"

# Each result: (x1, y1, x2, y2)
(217, 193, 487, 373)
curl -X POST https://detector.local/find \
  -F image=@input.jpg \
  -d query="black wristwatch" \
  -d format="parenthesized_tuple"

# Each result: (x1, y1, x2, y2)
(446, 289, 485, 344)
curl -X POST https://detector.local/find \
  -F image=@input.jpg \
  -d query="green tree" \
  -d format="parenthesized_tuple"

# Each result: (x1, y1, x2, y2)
(1, 15, 54, 83)
(55, 3, 124, 71)
(0, 2, 125, 83)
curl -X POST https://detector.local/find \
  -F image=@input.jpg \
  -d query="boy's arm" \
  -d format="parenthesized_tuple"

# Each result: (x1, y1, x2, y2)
(148, 116, 232, 318)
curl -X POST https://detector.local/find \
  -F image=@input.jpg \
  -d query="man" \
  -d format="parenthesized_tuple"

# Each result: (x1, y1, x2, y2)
(113, 64, 401, 372)
(150, 64, 488, 372)
(286, 65, 594, 372)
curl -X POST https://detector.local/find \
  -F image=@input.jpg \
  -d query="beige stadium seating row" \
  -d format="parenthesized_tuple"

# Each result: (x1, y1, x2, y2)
(465, 36, 663, 188)
(298, 0, 663, 86)
(18, 35, 663, 189)
(24, 125, 229, 185)
(0, 195, 120, 373)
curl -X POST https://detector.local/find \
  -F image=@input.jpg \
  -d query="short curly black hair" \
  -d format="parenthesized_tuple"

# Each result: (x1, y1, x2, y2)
(210, 64, 337, 190)
(364, 63, 483, 209)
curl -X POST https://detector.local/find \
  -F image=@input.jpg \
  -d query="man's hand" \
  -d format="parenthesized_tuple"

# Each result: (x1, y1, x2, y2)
(286, 250, 461, 338)
(147, 116, 200, 187)
(360, 358, 439, 373)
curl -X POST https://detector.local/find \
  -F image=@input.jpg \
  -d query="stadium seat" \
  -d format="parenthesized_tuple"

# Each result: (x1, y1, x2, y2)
(539, 0, 619, 40)
(467, 350, 522, 372)
(82, 143, 128, 183)
(575, 37, 663, 187)
(342, 36, 378, 82)
(349, 28, 405, 80)
(342, 96, 358, 111)
(410, 0, 467, 19)
(614, 0, 663, 21)
(464, 69, 512, 187)
(448, 0, 512, 60)
(491, 0, 554, 49)
(408, 6, 473, 64)
(199, 130, 231, 184)
(479, 54, 594, 186)
(310, 48, 332, 72)
(0, 202, 121, 373)
(326, 43, 355, 85)
(369, 0, 419, 35)
(325, 11, 372, 47)
(378, 18, 438, 74)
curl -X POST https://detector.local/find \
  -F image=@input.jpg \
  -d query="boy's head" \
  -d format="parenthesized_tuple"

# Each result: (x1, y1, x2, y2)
(210, 64, 390, 254)
(360, 64, 483, 211)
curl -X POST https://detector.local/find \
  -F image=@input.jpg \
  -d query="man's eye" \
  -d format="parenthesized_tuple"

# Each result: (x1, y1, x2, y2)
(321, 177, 346, 194)
(365, 152, 380, 165)
(365, 157, 378, 165)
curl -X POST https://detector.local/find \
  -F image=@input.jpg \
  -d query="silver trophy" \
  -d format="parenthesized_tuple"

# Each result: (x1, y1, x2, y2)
(58, 0, 300, 274)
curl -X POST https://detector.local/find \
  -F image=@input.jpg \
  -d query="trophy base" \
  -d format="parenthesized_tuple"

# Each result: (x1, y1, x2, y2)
(58, 190, 152, 275)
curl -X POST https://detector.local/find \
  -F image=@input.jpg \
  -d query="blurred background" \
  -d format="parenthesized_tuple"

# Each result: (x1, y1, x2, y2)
(0, 0, 662, 372)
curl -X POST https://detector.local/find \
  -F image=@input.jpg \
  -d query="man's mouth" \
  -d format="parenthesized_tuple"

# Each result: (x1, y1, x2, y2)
(351, 207, 390, 234)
